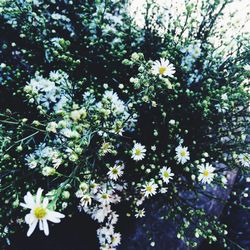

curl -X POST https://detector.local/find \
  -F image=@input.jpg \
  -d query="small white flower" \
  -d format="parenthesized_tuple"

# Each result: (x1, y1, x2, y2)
(111, 232, 121, 247)
(152, 58, 175, 77)
(80, 194, 92, 207)
(160, 187, 168, 193)
(20, 188, 65, 237)
(70, 110, 81, 121)
(175, 145, 190, 164)
(160, 166, 174, 184)
(108, 212, 119, 225)
(239, 153, 250, 167)
(135, 208, 145, 218)
(75, 190, 84, 198)
(142, 181, 158, 198)
(198, 163, 215, 184)
(107, 163, 124, 181)
(131, 143, 146, 161)
(92, 205, 111, 223)
(244, 64, 250, 71)
(187, 43, 201, 58)
(221, 93, 228, 101)
(46, 122, 58, 133)
(25, 154, 37, 169)
(97, 191, 112, 205)
(42, 166, 56, 176)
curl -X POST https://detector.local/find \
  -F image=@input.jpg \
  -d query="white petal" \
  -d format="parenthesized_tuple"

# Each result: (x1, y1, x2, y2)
(39, 220, 43, 231)
(20, 202, 31, 209)
(27, 219, 38, 237)
(36, 188, 43, 205)
(48, 210, 65, 219)
(47, 212, 61, 223)
(43, 197, 49, 208)
(25, 213, 35, 225)
(43, 219, 49, 236)
(24, 192, 35, 208)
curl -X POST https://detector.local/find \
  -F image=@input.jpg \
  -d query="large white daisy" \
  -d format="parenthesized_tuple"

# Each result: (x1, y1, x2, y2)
(20, 188, 65, 237)
(151, 58, 175, 77)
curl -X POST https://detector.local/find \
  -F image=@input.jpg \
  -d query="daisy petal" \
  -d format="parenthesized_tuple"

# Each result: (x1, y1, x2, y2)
(27, 219, 38, 237)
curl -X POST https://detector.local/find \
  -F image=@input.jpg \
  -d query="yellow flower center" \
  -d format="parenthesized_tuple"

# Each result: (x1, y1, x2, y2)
(135, 149, 141, 155)
(163, 171, 169, 178)
(112, 168, 118, 174)
(34, 207, 47, 219)
(102, 143, 110, 150)
(159, 66, 167, 75)
(101, 193, 108, 199)
(243, 156, 248, 161)
(146, 186, 152, 192)
(203, 170, 209, 177)
(180, 150, 186, 157)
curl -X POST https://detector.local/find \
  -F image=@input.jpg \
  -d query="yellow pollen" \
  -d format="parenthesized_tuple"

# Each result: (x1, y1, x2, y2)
(101, 193, 108, 199)
(146, 186, 152, 192)
(180, 150, 186, 157)
(203, 170, 209, 177)
(34, 207, 47, 219)
(163, 171, 169, 178)
(159, 66, 167, 75)
(243, 156, 248, 161)
(135, 149, 141, 155)
(112, 169, 118, 174)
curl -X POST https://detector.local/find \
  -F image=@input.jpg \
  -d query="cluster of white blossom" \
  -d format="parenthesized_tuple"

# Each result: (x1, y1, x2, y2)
(76, 181, 123, 249)
(24, 70, 71, 111)
(25, 143, 62, 172)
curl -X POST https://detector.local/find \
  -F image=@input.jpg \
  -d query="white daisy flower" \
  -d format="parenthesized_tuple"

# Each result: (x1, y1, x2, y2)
(175, 145, 190, 164)
(80, 194, 92, 207)
(92, 204, 111, 223)
(160, 166, 174, 184)
(20, 188, 65, 237)
(239, 153, 250, 167)
(142, 181, 158, 198)
(111, 232, 121, 247)
(135, 208, 145, 218)
(151, 58, 175, 77)
(25, 154, 37, 169)
(107, 163, 124, 181)
(244, 64, 250, 71)
(97, 190, 112, 205)
(198, 163, 215, 184)
(131, 143, 146, 161)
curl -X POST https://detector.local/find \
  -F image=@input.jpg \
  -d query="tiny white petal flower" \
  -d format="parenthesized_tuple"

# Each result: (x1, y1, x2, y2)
(142, 181, 158, 198)
(175, 145, 190, 164)
(80, 194, 92, 207)
(151, 58, 175, 77)
(135, 208, 145, 218)
(238, 153, 250, 167)
(111, 232, 121, 247)
(198, 163, 215, 184)
(107, 162, 124, 181)
(160, 166, 174, 184)
(244, 64, 250, 71)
